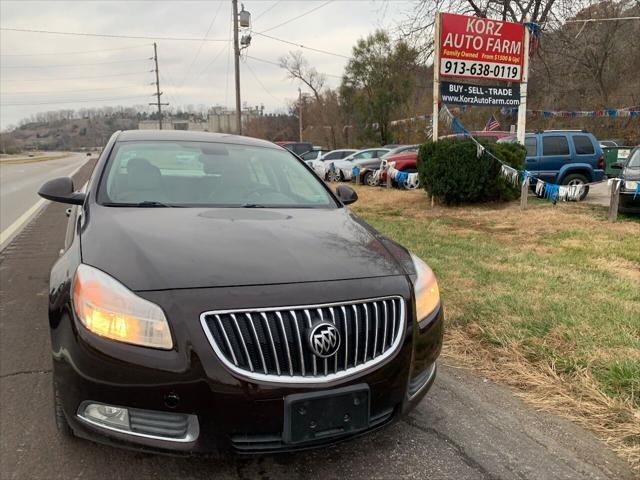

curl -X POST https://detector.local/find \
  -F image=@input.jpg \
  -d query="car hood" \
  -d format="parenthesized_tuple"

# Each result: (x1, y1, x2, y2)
(80, 206, 405, 291)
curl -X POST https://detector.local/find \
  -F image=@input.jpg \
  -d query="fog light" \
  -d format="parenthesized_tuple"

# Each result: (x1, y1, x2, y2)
(82, 403, 130, 429)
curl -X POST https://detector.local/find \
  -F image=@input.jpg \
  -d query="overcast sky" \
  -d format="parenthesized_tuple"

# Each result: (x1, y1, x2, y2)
(0, 0, 415, 129)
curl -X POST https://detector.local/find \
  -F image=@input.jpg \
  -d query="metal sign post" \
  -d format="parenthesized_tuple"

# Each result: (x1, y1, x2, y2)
(516, 22, 530, 145)
(432, 13, 441, 141)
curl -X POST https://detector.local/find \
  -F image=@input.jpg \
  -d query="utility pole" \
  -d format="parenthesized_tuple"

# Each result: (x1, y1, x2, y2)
(298, 88, 303, 142)
(232, 0, 242, 135)
(150, 42, 169, 129)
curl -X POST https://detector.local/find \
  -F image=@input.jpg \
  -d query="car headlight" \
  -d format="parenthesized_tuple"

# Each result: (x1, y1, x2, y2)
(72, 264, 173, 349)
(624, 180, 637, 190)
(410, 253, 440, 322)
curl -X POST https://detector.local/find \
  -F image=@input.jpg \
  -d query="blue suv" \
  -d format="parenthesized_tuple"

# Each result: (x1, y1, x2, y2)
(498, 130, 605, 199)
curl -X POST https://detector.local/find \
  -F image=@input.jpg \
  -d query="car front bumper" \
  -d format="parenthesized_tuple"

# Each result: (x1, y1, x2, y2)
(619, 191, 640, 213)
(51, 277, 444, 455)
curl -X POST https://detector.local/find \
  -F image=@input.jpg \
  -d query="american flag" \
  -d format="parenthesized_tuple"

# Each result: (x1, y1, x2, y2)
(484, 114, 500, 131)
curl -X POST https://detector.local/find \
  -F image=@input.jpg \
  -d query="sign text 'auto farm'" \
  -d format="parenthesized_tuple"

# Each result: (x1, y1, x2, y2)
(439, 13, 525, 82)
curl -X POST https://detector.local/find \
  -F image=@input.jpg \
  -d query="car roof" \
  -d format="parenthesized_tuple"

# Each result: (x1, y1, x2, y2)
(117, 130, 280, 149)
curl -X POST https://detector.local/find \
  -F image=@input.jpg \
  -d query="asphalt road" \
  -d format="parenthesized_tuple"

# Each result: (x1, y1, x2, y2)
(0, 152, 89, 233)
(0, 161, 634, 480)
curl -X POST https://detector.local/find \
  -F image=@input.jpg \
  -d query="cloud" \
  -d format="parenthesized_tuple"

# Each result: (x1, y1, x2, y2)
(0, 0, 412, 128)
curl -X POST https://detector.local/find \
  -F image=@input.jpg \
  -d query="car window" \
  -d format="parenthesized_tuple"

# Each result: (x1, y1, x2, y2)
(376, 150, 389, 157)
(99, 141, 336, 208)
(323, 151, 342, 161)
(354, 151, 374, 159)
(542, 136, 569, 156)
(525, 137, 537, 156)
(300, 151, 318, 160)
(573, 135, 595, 155)
(627, 149, 640, 168)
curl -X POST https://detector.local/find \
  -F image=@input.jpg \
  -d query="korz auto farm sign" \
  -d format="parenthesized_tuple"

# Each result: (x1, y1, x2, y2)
(439, 13, 525, 82)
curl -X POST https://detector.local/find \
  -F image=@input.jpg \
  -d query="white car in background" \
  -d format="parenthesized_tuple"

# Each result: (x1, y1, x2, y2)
(327, 148, 391, 181)
(307, 149, 358, 178)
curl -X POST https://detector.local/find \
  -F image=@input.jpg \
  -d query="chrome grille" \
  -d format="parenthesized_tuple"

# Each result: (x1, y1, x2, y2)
(200, 296, 405, 383)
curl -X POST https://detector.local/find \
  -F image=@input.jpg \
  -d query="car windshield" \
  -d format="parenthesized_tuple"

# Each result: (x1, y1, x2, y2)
(627, 149, 640, 168)
(98, 141, 336, 208)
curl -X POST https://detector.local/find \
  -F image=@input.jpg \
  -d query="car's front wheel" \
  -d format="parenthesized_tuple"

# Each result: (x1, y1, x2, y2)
(363, 171, 378, 186)
(402, 168, 420, 190)
(327, 170, 342, 182)
(562, 173, 590, 200)
(53, 378, 73, 438)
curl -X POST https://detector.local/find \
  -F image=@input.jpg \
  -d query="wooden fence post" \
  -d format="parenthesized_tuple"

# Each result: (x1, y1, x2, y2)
(520, 176, 529, 210)
(355, 167, 360, 185)
(386, 170, 392, 188)
(608, 178, 621, 222)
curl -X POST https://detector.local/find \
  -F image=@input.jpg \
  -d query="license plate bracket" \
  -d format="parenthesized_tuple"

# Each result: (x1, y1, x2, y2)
(283, 384, 370, 444)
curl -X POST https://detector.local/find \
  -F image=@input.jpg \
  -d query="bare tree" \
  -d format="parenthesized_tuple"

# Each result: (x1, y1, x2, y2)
(280, 51, 337, 148)
(396, 0, 587, 62)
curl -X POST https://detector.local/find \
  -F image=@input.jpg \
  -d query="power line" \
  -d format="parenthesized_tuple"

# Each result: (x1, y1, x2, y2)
(0, 70, 152, 82)
(1, 58, 151, 69)
(197, 40, 231, 77)
(0, 44, 151, 57)
(253, 32, 350, 59)
(564, 16, 640, 23)
(1, 94, 147, 107)
(1, 84, 145, 95)
(245, 54, 343, 79)
(253, 0, 283, 22)
(243, 57, 284, 104)
(257, 0, 334, 34)
(178, 0, 225, 88)
(0, 27, 228, 42)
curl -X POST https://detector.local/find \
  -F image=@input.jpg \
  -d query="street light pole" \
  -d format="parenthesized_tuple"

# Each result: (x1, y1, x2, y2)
(232, 0, 242, 135)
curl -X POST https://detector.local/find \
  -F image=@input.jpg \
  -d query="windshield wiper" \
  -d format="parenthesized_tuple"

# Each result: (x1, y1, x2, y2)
(136, 201, 182, 208)
(240, 203, 266, 208)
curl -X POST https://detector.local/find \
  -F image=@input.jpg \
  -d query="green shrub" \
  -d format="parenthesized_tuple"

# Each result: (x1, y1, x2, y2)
(417, 139, 525, 204)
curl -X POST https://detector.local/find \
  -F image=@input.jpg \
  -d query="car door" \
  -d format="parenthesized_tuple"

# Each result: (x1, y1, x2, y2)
(523, 135, 540, 176)
(539, 134, 571, 183)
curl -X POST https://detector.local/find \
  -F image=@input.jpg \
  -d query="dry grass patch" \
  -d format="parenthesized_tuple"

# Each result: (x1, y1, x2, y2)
(345, 184, 640, 471)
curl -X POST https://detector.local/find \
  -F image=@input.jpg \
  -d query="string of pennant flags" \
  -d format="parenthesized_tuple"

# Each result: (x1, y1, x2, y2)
(386, 105, 639, 128)
(438, 104, 612, 203)
(500, 106, 639, 118)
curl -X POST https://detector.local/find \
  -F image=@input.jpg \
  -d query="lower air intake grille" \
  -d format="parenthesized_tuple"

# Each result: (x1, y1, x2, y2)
(128, 408, 192, 439)
(201, 296, 405, 383)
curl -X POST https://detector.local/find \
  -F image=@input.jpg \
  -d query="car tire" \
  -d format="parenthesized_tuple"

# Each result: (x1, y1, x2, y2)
(402, 169, 420, 190)
(363, 171, 378, 187)
(561, 173, 590, 200)
(53, 378, 74, 438)
(327, 170, 341, 182)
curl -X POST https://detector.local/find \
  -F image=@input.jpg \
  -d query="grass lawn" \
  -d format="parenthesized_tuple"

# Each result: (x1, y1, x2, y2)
(348, 184, 640, 470)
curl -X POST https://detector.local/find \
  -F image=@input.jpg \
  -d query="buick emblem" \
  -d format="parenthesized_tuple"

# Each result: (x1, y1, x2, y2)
(308, 322, 341, 358)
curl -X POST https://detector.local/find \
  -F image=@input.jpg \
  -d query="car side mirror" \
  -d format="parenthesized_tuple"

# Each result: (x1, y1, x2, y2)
(610, 162, 624, 170)
(38, 177, 86, 205)
(336, 184, 358, 205)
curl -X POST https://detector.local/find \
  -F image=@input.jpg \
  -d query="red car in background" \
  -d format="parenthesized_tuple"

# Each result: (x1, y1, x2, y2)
(380, 132, 511, 188)
(380, 151, 419, 187)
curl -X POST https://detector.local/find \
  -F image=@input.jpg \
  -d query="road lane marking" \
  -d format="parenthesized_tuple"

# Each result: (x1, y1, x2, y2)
(0, 159, 88, 251)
